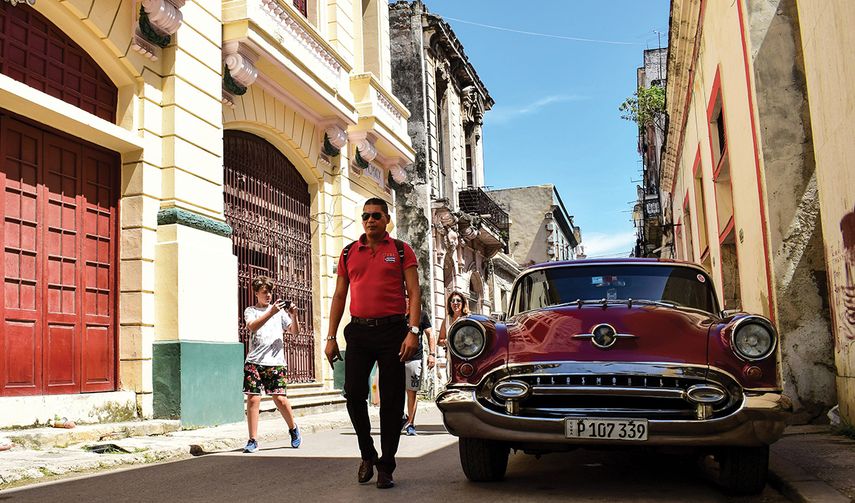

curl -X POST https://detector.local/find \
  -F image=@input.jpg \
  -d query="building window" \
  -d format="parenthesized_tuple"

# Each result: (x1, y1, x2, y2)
(465, 143, 473, 187)
(293, 0, 307, 16)
(692, 150, 709, 258)
(682, 196, 695, 262)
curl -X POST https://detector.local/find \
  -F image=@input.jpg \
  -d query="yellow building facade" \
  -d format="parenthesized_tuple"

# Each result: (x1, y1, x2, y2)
(663, 0, 852, 423)
(0, 0, 413, 427)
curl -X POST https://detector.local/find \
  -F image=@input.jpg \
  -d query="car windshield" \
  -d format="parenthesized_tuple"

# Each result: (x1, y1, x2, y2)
(510, 264, 719, 315)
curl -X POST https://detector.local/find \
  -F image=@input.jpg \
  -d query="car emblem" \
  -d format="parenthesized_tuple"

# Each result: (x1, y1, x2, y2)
(573, 323, 636, 349)
(591, 324, 617, 348)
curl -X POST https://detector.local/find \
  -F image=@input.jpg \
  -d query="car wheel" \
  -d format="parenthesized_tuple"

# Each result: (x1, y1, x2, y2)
(717, 445, 769, 495)
(458, 437, 509, 482)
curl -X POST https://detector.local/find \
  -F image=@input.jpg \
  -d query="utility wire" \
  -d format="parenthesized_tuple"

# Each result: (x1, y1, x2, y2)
(439, 15, 643, 46)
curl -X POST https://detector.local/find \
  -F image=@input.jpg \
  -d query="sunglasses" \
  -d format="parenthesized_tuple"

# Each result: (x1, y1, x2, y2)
(361, 212, 385, 221)
(450, 298, 463, 304)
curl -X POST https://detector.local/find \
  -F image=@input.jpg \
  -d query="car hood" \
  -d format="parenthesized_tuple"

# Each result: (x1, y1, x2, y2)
(505, 304, 715, 365)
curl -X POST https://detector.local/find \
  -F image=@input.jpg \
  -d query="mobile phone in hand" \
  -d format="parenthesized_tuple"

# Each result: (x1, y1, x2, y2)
(283, 300, 293, 309)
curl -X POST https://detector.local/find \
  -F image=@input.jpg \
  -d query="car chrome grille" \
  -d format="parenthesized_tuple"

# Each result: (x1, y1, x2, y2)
(478, 364, 743, 421)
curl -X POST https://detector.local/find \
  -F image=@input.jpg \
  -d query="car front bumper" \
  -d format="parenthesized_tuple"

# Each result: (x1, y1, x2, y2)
(436, 386, 791, 447)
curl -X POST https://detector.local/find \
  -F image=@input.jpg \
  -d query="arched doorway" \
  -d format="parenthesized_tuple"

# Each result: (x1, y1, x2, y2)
(223, 130, 315, 382)
(0, 3, 120, 396)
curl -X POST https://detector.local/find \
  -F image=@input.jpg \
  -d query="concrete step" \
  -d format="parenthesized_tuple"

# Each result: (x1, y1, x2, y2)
(1, 420, 181, 450)
(256, 384, 346, 417)
(1, 384, 345, 451)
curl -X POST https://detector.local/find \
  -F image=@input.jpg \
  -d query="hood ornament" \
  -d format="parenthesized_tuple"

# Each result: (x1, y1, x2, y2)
(573, 323, 637, 349)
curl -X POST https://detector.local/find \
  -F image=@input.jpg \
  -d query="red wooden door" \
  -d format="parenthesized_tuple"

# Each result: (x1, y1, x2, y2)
(1, 114, 118, 396)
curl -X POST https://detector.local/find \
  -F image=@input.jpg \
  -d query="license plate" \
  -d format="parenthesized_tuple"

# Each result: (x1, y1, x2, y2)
(565, 418, 648, 441)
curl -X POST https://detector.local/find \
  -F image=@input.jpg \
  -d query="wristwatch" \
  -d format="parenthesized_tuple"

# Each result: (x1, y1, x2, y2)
(408, 326, 420, 335)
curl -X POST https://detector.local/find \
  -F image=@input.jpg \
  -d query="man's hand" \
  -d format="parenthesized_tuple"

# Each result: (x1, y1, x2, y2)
(271, 299, 285, 313)
(427, 354, 436, 369)
(325, 339, 342, 369)
(399, 332, 418, 362)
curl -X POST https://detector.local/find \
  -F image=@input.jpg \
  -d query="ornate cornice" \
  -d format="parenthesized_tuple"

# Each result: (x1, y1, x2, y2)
(424, 12, 494, 110)
(662, 0, 703, 194)
(259, 0, 342, 77)
(157, 208, 233, 237)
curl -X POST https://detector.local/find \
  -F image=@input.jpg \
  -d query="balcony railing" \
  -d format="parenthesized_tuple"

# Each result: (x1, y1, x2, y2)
(458, 187, 509, 244)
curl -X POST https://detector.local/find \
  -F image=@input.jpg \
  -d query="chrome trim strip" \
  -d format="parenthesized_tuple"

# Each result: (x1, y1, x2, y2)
(523, 406, 691, 416)
(530, 385, 685, 399)
(573, 334, 637, 339)
(436, 388, 792, 446)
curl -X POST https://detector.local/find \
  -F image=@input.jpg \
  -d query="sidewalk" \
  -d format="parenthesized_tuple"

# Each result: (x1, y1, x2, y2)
(0, 402, 434, 489)
(768, 425, 855, 503)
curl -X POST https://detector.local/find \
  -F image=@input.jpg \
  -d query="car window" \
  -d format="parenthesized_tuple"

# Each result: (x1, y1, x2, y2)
(510, 265, 719, 314)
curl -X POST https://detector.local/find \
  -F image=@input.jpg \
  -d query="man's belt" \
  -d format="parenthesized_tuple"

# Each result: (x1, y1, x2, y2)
(351, 314, 406, 327)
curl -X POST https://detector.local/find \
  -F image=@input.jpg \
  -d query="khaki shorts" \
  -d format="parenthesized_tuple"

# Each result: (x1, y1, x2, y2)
(405, 359, 422, 391)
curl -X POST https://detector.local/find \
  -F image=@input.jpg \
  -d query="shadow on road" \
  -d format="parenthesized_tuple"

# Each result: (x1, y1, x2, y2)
(1, 426, 783, 503)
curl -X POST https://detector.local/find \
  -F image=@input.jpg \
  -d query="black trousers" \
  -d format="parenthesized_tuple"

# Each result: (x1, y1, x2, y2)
(343, 320, 406, 474)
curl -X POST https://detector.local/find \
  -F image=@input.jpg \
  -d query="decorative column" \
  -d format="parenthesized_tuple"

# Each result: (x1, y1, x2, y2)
(151, 3, 242, 426)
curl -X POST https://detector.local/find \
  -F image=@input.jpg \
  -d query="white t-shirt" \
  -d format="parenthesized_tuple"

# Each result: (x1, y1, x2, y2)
(244, 306, 292, 367)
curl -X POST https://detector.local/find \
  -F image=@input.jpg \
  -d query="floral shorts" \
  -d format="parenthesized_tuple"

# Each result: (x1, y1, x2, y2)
(243, 363, 288, 396)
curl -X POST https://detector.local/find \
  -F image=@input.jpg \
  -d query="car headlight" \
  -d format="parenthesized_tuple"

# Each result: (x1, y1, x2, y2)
(448, 320, 486, 360)
(731, 317, 776, 360)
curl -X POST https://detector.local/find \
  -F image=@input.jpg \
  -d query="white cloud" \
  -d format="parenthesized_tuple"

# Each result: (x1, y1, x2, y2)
(581, 231, 636, 258)
(486, 94, 587, 125)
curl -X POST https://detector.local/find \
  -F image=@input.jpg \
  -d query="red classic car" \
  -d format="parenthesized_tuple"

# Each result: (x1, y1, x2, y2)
(436, 258, 791, 494)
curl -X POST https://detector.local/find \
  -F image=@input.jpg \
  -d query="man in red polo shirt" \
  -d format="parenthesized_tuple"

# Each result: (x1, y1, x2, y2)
(325, 197, 420, 489)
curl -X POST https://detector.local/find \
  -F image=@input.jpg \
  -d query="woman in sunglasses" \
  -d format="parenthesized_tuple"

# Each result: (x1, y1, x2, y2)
(436, 290, 470, 349)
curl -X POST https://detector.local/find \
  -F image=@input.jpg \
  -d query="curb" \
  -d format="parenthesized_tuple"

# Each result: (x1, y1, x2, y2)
(768, 455, 852, 503)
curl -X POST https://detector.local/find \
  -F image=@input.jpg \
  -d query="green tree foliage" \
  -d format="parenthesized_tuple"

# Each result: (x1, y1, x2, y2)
(619, 85, 666, 131)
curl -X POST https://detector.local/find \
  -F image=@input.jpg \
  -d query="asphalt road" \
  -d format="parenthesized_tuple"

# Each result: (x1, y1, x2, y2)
(1, 407, 787, 503)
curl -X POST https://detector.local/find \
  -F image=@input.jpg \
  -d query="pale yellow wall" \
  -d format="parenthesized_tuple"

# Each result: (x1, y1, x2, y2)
(669, 0, 772, 317)
(797, 1, 855, 423)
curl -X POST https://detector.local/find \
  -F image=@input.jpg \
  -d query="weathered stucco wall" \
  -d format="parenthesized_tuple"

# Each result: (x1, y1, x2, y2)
(748, 0, 834, 421)
(389, 1, 434, 312)
(489, 186, 553, 266)
(796, 0, 855, 424)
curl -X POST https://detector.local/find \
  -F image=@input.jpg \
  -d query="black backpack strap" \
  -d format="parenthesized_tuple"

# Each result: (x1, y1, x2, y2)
(393, 239, 407, 293)
(341, 241, 357, 275)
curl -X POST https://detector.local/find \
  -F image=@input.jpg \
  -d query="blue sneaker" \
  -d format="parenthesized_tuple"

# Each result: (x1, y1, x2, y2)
(289, 426, 301, 448)
(405, 424, 416, 436)
(243, 438, 258, 453)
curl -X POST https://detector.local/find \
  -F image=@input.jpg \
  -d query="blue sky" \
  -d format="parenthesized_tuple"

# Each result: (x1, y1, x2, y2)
(404, 0, 670, 257)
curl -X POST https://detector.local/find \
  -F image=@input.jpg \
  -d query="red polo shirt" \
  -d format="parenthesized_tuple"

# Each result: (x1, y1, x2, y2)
(338, 233, 417, 318)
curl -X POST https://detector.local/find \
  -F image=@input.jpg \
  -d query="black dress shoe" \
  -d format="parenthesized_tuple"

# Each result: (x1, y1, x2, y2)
(376, 470, 394, 489)
(358, 458, 375, 483)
